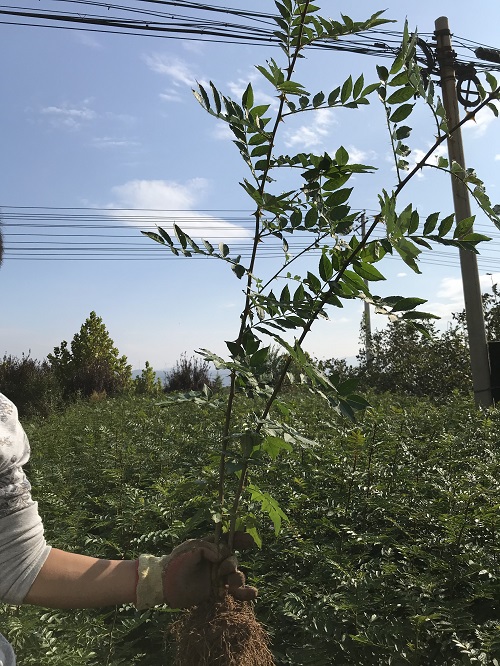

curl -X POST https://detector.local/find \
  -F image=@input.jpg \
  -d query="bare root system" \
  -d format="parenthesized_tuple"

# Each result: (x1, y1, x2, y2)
(170, 595, 275, 666)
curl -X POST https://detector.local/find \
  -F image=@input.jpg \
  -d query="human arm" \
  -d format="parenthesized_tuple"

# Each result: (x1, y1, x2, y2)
(0, 393, 256, 610)
(23, 540, 257, 609)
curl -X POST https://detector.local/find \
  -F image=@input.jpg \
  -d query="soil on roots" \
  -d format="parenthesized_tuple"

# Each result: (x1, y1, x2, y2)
(170, 595, 275, 666)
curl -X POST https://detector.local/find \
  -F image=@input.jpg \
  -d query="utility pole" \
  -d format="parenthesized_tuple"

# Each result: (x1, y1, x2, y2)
(360, 211, 373, 362)
(435, 17, 492, 408)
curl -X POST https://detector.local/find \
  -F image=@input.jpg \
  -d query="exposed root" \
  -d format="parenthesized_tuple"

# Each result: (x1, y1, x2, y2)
(170, 595, 275, 666)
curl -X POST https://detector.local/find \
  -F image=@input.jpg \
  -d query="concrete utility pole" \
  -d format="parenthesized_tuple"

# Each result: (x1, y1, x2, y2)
(435, 17, 493, 408)
(360, 212, 373, 362)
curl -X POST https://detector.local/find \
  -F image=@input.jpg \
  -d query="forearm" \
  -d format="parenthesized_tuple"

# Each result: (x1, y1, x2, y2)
(23, 548, 138, 609)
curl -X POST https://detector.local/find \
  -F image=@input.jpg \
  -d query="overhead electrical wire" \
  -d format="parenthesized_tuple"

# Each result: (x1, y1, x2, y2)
(1, 2, 500, 72)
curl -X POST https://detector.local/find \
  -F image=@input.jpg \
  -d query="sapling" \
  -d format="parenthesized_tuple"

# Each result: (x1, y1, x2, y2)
(144, 2, 500, 663)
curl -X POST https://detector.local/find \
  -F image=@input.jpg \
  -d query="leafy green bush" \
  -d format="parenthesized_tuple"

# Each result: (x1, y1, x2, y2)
(0, 353, 62, 418)
(3, 393, 500, 664)
(355, 321, 472, 399)
(134, 361, 163, 395)
(48, 312, 132, 399)
(164, 353, 222, 393)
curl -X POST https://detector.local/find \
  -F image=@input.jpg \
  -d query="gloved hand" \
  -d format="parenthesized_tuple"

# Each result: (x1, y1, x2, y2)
(136, 534, 258, 610)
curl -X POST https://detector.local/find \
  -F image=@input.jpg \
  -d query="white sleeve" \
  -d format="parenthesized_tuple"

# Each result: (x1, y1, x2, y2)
(0, 393, 51, 604)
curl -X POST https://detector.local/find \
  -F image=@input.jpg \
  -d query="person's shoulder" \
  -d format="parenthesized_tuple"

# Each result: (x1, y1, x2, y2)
(0, 393, 17, 422)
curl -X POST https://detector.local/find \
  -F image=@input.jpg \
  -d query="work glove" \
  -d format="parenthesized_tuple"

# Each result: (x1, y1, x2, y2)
(135, 534, 257, 610)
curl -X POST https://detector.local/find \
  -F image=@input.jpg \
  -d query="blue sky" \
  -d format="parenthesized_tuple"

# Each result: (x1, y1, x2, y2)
(2, 0, 500, 372)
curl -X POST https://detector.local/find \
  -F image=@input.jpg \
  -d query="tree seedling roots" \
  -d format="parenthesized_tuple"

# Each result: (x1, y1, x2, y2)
(170, 595, 275, 666)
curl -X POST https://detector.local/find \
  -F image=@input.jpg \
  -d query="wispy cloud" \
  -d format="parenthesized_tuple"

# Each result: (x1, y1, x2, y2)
(106, 178, 250, 241)
(143, 53, 208, 104)
(75, 32, 103, 49)
(40, 102, 96, 130)
(227, 71, 277, 109)
(212, 122, 234, 140)
(91, 137, 140, 149)
(463, 106, 497, 137)
(345, 144, 377, 163)
(284, 108, 337, 149)
(389, 143, 448, 179)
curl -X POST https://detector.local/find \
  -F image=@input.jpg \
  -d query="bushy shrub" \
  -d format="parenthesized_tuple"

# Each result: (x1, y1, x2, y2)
(164, 353, 221, 393)
(48, 312, 132, 399)
(134, 361, 163, 395)
(355, 320, 472, 399)
(0, 353, 62, 418)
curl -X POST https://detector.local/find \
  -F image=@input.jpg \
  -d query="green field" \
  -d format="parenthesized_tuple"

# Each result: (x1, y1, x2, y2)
(3, 391, 500, 665)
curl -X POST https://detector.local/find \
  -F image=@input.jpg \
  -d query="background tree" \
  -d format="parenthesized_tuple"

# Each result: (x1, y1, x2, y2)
(48, 311, 132, 398)
(134, 361, 163, 396)
(355, 320, 471, 399)
(0, 353, 62, 418)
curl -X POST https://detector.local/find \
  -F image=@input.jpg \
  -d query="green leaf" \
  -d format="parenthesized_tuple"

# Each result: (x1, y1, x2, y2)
(232, 263, 246, 279)
(376, 65, 389, 82)
(312, 91, 325, 108)
(250, 347, 269, 366)
(391, 297, 427, 312)
(210, 81, 222, 114)
(277, 80, 307, 95)
(251, 145, 270, 158)
(327, 87, 340, 105)
(340, 75, 353, 103)
(242, 82, 254, 109)
(393, 237, 421, 273)
(353, 73, 364, 98)
(335, 146, 349, 166)
(453, 215, 475, 239)
(386, 86, 415, 105)
(173, 224, 188, 250)
(394, 125, 411, 140)
(319, 253, 333, 282)
(438, 214, 454, 237)
(255, 64, 278, 86)
(247, 484, 288, 535)
(389, 104, 414, 123)
(260, 436, 293, 460)
(195, 83, 210, 110)
(219, 242, 230, 257)
(306, 271, 322, 294)
(352, 261, 386, 281)
(423, 212, 440, 235)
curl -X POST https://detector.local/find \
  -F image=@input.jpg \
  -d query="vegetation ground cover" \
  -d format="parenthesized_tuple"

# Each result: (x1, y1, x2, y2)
(2, 391, 500, 665)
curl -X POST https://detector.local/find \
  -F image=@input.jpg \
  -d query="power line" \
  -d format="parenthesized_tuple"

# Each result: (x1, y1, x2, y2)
(1, 3, 500, 72)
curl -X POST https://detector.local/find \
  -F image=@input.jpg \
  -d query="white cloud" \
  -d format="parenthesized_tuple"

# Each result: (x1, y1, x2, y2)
(428, 272, 500, 322)
(106, 178, 250, 240)
(284, 108, 337, 148)
(75, 33, 102, 49)
(397, 272, 407, 278)
(427, 276, 464, 320)
(396, 143, 448, 179)
(212, 122, 233, 141)
(144, 54, 198, 87)
(463, 106, 497, 138)
(159, 89, 183, 103)
(91, 137, 140, 149)
(495, 154, 500, 161)
(40, 102, 96, 129)
(227, 72, 277, 110)
(345, 145, 377, 163)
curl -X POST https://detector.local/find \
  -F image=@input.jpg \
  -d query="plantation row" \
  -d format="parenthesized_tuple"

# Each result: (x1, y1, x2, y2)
(2, 390, 500, 664)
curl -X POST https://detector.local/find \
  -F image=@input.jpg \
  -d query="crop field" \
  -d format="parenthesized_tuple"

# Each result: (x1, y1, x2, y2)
(2, 391, 500, 665)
